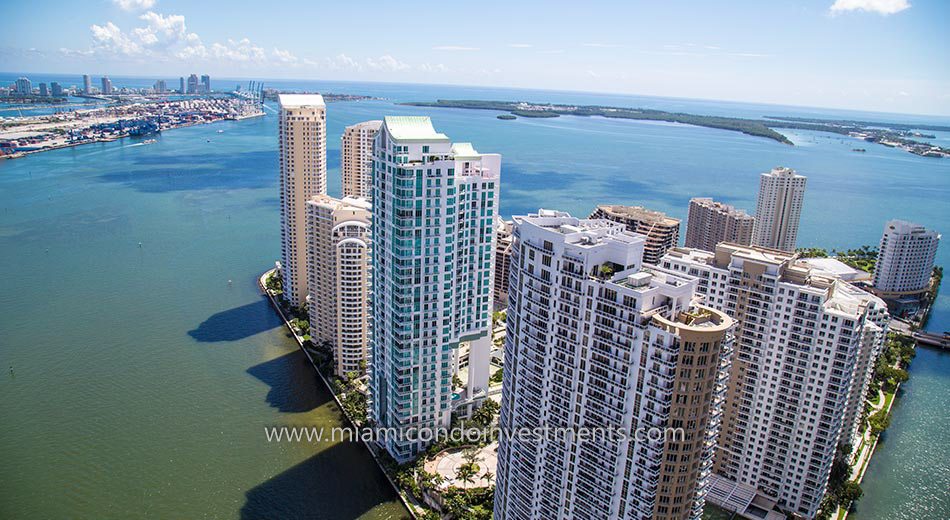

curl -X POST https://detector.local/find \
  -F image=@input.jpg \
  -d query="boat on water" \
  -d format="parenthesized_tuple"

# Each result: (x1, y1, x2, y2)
(216, 130, 224, 133)
(143, 139, 157, 145)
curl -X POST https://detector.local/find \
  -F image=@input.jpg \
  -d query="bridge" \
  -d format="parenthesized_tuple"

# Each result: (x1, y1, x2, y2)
(913, 331, 950, 349)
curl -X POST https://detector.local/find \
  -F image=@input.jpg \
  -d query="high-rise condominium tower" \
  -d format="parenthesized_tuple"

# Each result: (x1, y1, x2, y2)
(100, 76, 113, 94)
(589, 205, 681, 264)
(494, 210, 735, 520)
(685, 197, 755, 252)
(872, 219, 940, 296)
(179, 76, 185, 94)
(278, 94, 327, 307)
(83, 74, 91, 95)
(493, 217, 514, 306)
(306, 195, 372, 376)
(752, 167, 806, 252)
(200, 74, 211, 94)
(341, 120, 382, 199)
(661, 244, 888, 518)
(187, 74, 198, 94)
(370, 116, 499, 462)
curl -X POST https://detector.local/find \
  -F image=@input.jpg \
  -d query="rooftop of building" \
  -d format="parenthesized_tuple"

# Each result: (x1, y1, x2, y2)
(593, 204, 681, 226)
(689, 197, 753, 218)
(882, 219, 941, 237)
(308, 194, 372, 211)
(665, 244, 888, 306)
(278, 93, 325, 108)
(383, 116, 449, 142)
(517, 209, 645, 248)
(450, 142, 480, 159)
(764, 166, 805, 179)
(345, 120, 383, 131)
(800, 257, 871, 283)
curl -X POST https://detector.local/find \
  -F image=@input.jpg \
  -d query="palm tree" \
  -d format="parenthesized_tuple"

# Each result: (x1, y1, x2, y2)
(456, 463, 476, 488)
(481, 469, 494, 486)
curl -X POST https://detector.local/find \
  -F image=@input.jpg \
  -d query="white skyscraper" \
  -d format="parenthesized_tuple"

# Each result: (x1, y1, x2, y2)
(370, 116, 499, 462)
(494, 210, 735, 520)
(306, 195, 372, 376)
(278, 94, 327, 307)
(83, 74, 92, 95)
(752, 167, 806, 252)
(872, 219, 940, 296)
(661, 244, 888, 519)
(341, 120, 382, 200)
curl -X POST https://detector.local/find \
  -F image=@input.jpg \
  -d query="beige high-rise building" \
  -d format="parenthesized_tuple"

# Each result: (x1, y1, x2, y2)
(685, 197, 755, 252)
(493, 217, 514, 306)
(341, 120, 382, 199)
(661, 244, 888, 519)
(589, 205, 681, 264)
(752, 167, 806, 252)
(306, 195, 372, 376)
(278, 94, 327, 307)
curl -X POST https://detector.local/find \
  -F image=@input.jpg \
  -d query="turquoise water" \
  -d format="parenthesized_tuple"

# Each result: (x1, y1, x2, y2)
(1, 76, 948, 519)
(850, 346, 950, 520)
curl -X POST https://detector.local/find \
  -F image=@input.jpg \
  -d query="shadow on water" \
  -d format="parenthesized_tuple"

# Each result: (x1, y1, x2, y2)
(188, 298, 281, 343)
(240, 440, 410, 520)
(246, 350, 328, 413)
(98, 150, 277, 193)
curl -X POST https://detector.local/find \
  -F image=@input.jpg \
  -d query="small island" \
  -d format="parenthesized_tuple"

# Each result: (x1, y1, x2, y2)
(496, 114, 516, 120)
(404, 99, 950, 157)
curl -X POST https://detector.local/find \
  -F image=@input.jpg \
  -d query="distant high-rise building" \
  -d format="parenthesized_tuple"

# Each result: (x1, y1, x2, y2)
(100, 76, 113, 94)
(306, 195, 372, 376)
(685, 197, 755, 252)
(179, 76, 185, 94)
(15, 77, 32, 96)
(495, 210, 735, 520)
(341, 120, 382, 199)
(278, 94, 327, 308)
(83, 74, 91, 95)
(872, 220, 940, 296)
(200, 74, 211, 94)
(153, 80, 167, 94)
(187, 74, 198, 94)
(370, 116, 499, 462)
(38, 83, 48, 97)
(589, 204, 681, 264)
(493, 217, 514, 306)
(661, 244, 888, 519)
(50, 82, 63, 97)
(752, 167, 806, 252)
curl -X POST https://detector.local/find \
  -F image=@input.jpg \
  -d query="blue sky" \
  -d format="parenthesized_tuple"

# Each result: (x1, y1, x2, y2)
(2, 0, 948, 114)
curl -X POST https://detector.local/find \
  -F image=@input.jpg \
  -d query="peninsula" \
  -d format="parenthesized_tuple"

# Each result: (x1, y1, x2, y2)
(404, 99, 950, 157)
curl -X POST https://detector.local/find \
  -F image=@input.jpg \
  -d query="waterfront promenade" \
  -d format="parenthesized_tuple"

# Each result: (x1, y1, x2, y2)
(258, 268, 416, 520)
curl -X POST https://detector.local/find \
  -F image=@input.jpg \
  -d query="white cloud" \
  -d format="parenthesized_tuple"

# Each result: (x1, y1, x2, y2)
(63, 10, 422, 75)
(113, 0, 156, 11)
(366, 54, 409, 71)
(419, 63, 449, 73)
(272, 48, 298, 64)
(830, 0, 910, 15)
(507, 43, 532, 48)
(432, 45, 479, 51)
(582, 43, 621, 48)
(90, 21, 142, 55)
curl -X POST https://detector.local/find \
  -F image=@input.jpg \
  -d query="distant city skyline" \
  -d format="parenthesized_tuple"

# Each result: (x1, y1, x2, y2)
(1, 0, 948, 115)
